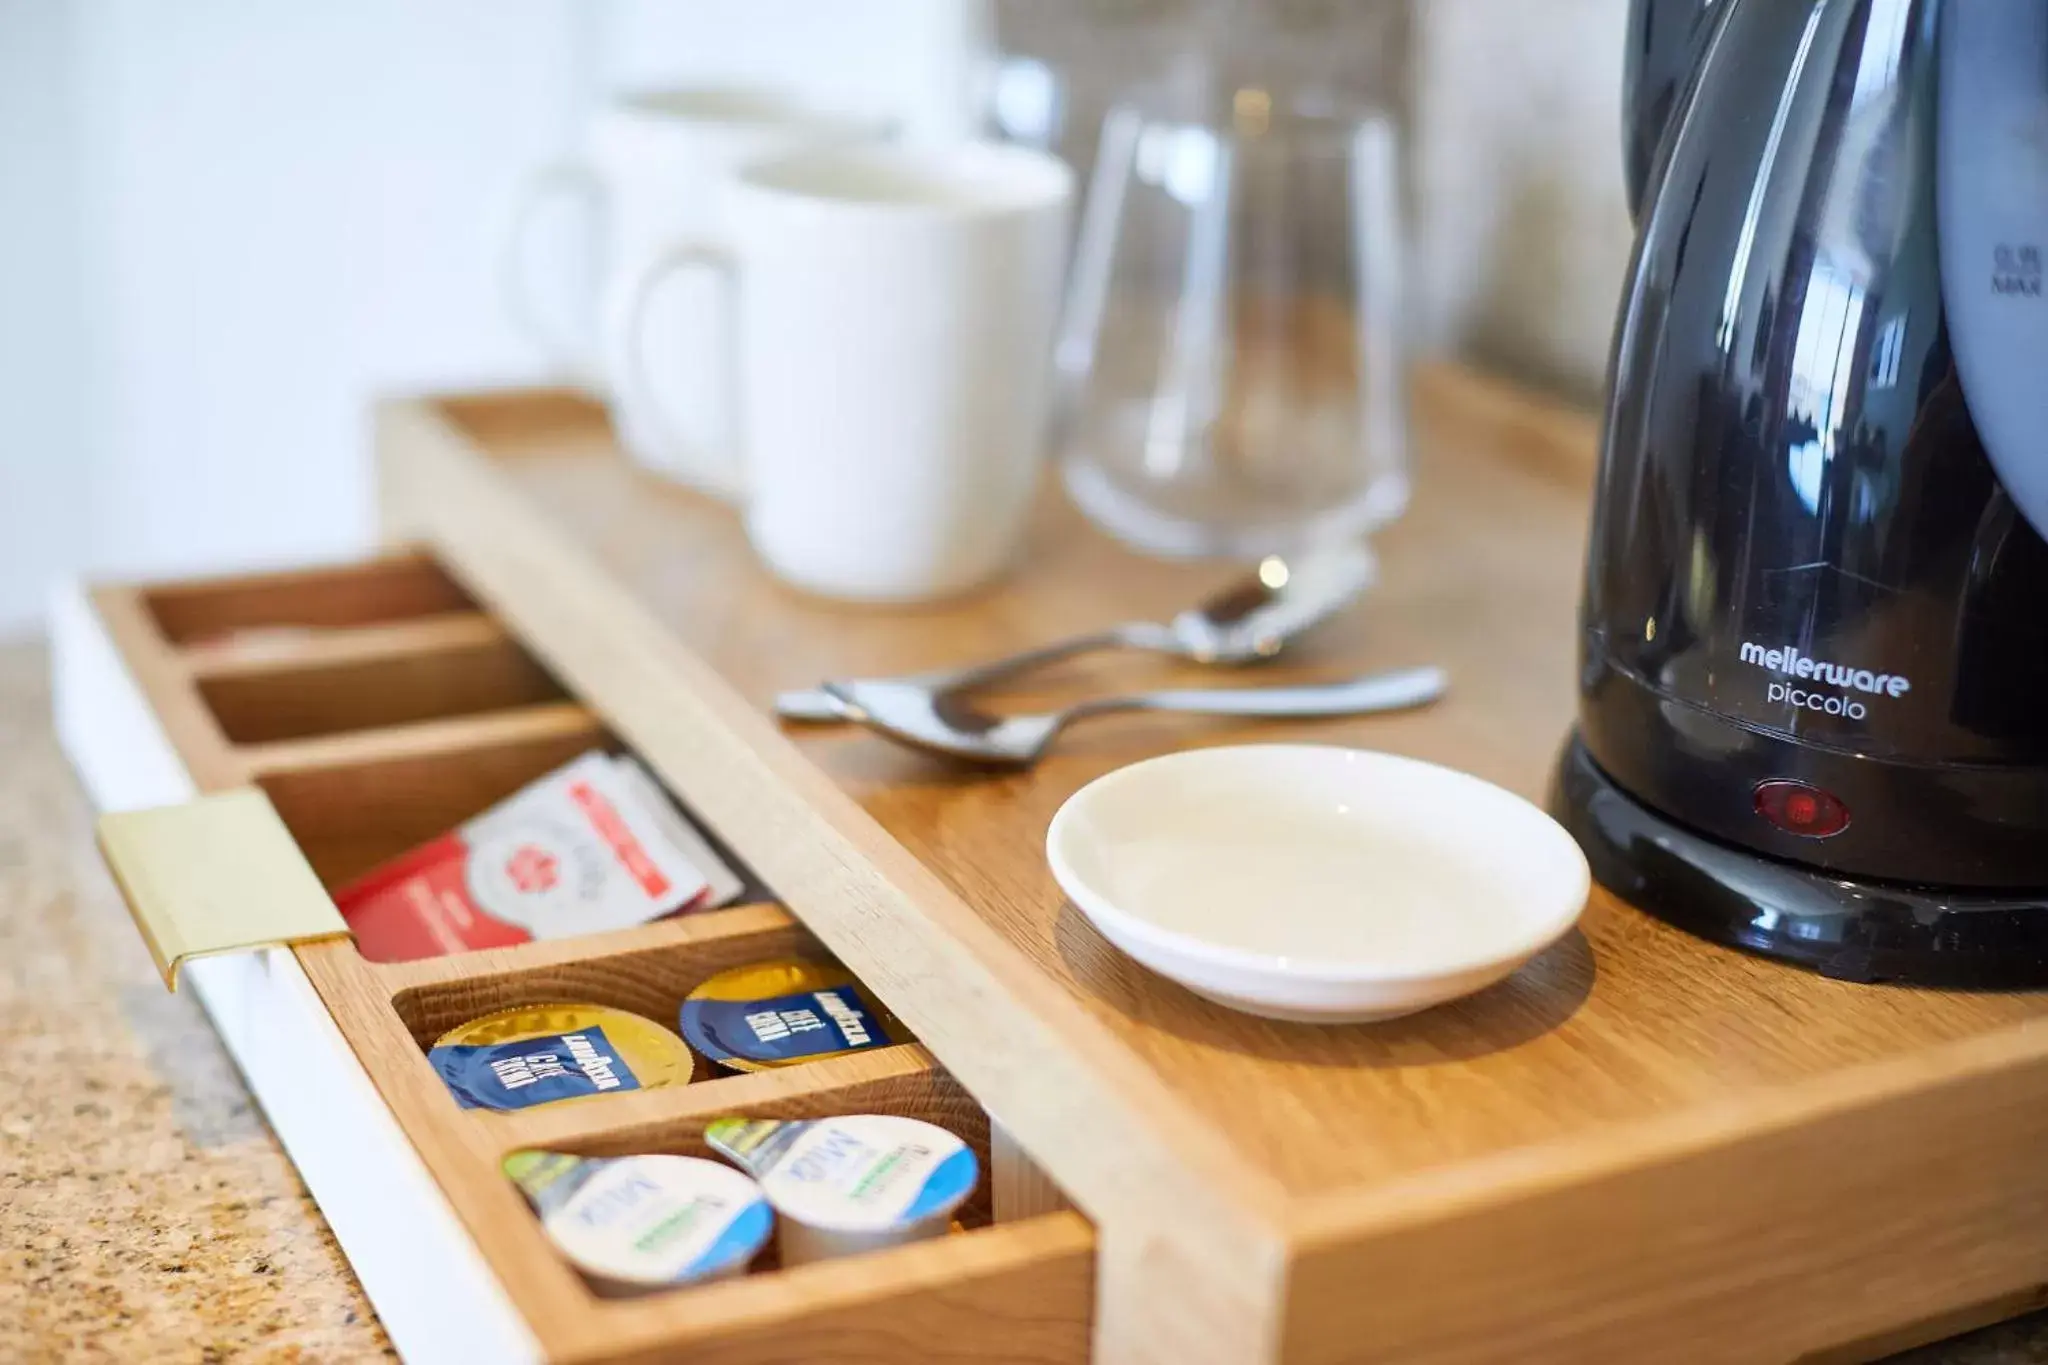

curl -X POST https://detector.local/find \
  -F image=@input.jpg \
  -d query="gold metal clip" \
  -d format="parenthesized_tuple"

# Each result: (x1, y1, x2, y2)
(97, 788, 350, 991)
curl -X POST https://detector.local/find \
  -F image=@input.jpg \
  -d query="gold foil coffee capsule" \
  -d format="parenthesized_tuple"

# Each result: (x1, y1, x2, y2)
(680, 960, 901, 1074)
(428, 1003, 695, 1112)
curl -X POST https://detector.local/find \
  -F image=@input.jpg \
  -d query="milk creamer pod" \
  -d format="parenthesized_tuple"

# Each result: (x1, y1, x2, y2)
(704, 1114, 978, 1265)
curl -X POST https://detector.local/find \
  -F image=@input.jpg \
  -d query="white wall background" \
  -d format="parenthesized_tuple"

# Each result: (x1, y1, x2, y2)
(0, 1, 89, 637)
(0, 0, 981, 637)
(70, 0, 593, 592)
(1411, 0, 1633, 400)
(0, 0, 1635, 637)
(593, 0, 987, 137)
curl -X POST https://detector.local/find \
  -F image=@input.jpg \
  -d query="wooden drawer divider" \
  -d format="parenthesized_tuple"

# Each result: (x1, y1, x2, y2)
(84, 550, 1095, 1365)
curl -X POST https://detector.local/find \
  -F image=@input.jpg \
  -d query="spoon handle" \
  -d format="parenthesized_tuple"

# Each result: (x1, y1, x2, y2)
(1078, 666, 1449, 723)
(775, 624, 1161, 722)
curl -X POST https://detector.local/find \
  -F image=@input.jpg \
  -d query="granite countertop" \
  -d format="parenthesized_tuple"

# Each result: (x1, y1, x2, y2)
(0, 632, 2044, 1364)
(0, 644, 388, 1361)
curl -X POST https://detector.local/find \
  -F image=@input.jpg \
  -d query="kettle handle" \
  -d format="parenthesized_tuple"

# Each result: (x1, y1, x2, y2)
(1623, 0, 1725, 221)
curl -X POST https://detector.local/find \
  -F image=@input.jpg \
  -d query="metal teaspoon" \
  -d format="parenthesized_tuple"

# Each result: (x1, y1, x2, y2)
(774, 543, 1377, 723)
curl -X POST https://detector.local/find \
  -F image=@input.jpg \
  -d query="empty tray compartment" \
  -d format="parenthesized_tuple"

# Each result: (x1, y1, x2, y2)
(146, 552, 477, 646)
(195, 618, 569, 745)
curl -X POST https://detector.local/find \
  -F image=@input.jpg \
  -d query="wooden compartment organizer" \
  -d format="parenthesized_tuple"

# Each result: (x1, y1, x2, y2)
(52, 366, 2048, 1365)
(55, 553, 1094, 1365)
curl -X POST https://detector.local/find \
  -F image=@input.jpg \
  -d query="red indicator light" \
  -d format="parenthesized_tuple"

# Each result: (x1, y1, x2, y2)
(1754, 780, 1851, 839)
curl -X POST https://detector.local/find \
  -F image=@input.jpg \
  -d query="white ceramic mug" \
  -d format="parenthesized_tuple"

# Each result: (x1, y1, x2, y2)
(624, 141, 1073, 602)
(499, 88, 881, 498)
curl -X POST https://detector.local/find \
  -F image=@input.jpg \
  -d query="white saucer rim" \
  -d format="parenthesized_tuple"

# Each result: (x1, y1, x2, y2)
(1045, 744, 1590, 986)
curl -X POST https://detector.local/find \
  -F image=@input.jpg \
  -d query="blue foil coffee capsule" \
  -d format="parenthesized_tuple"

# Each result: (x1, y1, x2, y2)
(680, 961, 899, 1073)
(429, 1003, 695, 1111)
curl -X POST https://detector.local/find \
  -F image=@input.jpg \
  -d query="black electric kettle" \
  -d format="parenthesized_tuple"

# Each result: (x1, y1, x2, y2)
(1552, 0, 2048, 984)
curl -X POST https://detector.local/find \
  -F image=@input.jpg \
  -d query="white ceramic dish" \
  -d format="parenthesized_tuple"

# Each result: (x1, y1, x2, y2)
(1045, 746, 1590, 1023)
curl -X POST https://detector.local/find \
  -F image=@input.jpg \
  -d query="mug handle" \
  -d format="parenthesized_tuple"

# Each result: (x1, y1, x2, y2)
(621, 241, 742, 496)
(496, 158, 608, 386)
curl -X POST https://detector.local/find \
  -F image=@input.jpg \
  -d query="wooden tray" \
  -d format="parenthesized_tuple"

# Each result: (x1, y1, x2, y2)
(53, 553, 1093, 1365)
(55, 365, 2048, 1364)
(364, 367, 2048, 1365)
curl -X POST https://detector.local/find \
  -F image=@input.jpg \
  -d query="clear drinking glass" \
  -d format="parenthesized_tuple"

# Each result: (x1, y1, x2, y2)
(1054, 81, 1410, 559)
